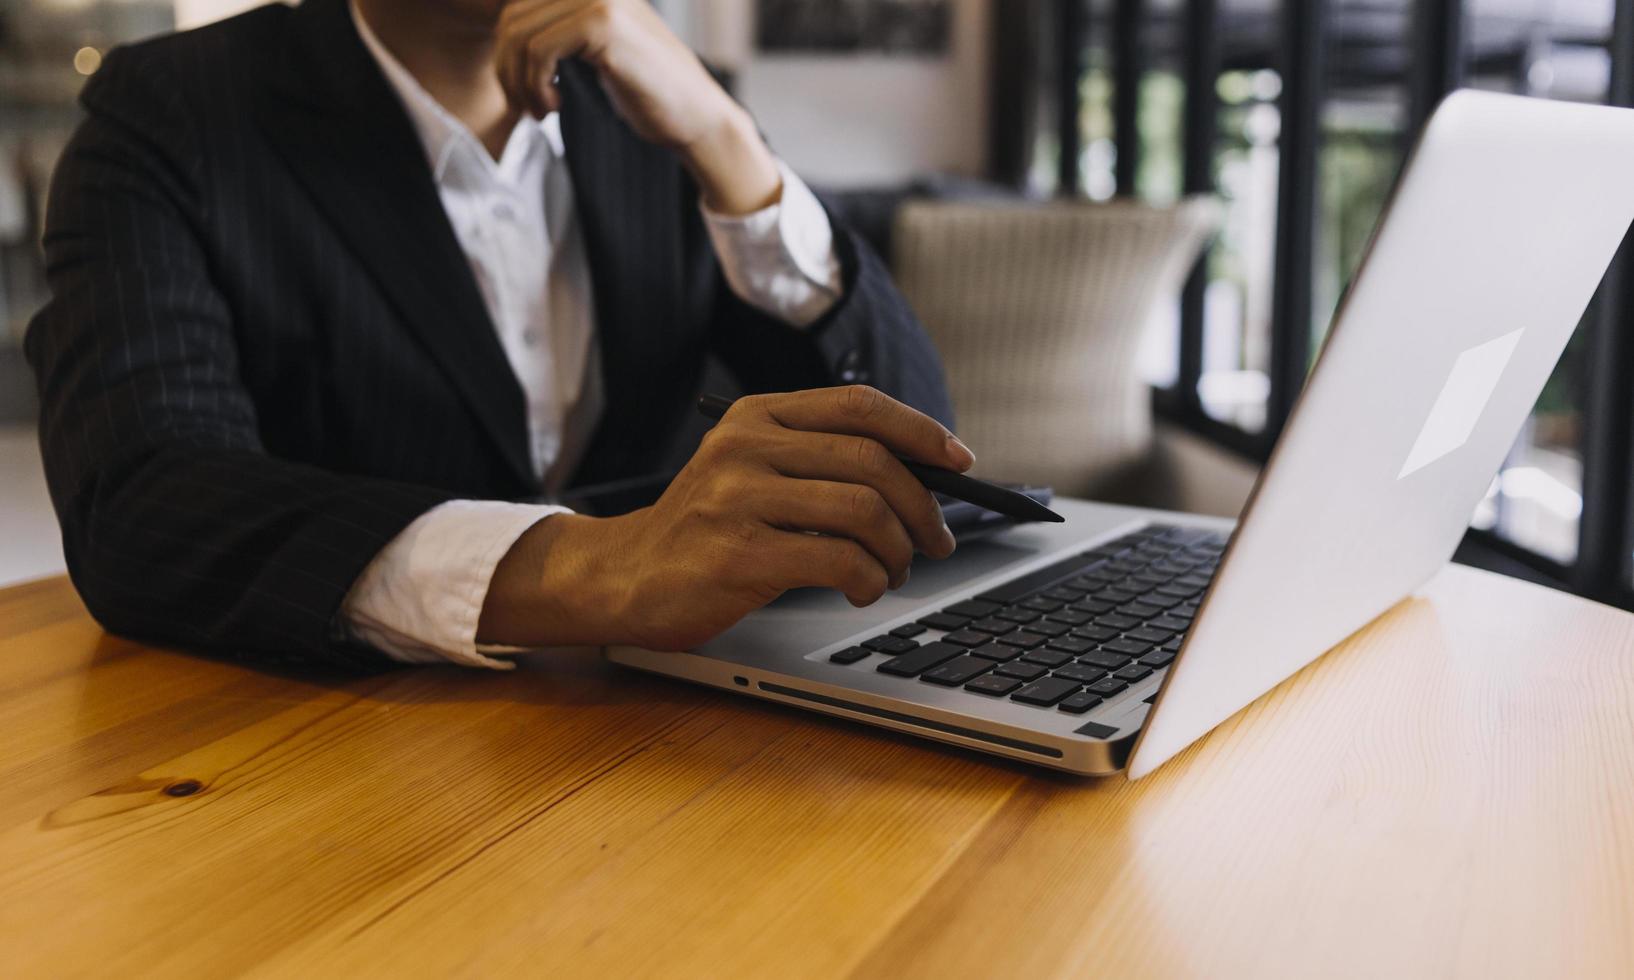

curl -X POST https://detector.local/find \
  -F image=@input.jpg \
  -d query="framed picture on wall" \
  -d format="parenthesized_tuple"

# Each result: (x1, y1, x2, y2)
(756, 0, 952, 55)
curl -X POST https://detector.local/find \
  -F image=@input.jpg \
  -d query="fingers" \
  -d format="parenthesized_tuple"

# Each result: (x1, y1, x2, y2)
(747, 386, 975, 474)
(759, 478, 916, 588)
(759, 431, 954, 559)
(762, 530, 891, 608)
(495, 1, 605, 116)
(525, 47, 563, 115)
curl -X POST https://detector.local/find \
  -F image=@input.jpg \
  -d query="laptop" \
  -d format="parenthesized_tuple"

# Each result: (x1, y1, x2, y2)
(609, 91, 1634, 778)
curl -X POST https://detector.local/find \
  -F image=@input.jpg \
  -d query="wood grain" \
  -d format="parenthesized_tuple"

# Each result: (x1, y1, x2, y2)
(0, 568, 1631, 978)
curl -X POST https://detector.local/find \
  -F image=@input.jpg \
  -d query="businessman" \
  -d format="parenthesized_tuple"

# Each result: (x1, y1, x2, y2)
(25, 0, 963, 670)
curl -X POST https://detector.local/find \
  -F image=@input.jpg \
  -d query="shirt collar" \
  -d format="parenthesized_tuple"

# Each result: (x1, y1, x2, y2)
(350, 1, 563, 186)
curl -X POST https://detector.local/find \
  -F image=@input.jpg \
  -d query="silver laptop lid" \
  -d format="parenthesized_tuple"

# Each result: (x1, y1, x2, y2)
(1129, 91, 1634, 778)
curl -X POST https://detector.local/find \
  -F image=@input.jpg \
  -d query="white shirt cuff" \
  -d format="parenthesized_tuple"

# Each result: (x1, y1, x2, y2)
(702, 160, 844, 328)
(339, 499, 569, 670)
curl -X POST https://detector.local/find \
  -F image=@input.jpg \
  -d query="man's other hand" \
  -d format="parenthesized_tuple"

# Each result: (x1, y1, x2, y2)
(477, 386, 975, 652)
(494, 0, 782, 215)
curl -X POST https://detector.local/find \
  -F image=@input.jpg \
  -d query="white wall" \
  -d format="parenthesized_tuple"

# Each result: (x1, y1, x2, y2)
(677, 0, 991, 188)
(174, 0, 268, 30)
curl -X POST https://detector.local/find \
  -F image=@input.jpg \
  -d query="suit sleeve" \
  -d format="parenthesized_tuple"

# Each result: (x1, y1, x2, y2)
(704, 178, 956, 431)
(24, 50, 456, 670)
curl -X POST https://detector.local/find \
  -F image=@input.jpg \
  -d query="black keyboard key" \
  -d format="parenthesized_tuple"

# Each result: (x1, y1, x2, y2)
(889, 623, 928, 639)
(922, 656, 994, 686)
(863, 635, 919, 655)
(1094, 588, 1138, 604)
(1086, 677, 1128, 697)
(1045, 609, 1092, 627)
(1067, 574, 1113, 590)
(994, 661, 1048, 681)
(1053, 663, 1107, 684)
(1158, 583, 1203, 599)
(972, 642, 1024, 662)
(1057, 691, 1103, 714)
(1149, 616, 1191, 633)
(1176, 574, 1214, 590)
(1042, 587, 1085, 602)
(1114, 664, 1154, 682)
(1072, 624, 1120, 643)
(942, 629, 993, 648)
(1001, 632, 1045, 650)
(1020, 648, 1072, 668)
(1079, 650, 1131, 670)
(1158, 526, 1215, 546)
(1161, 636, 1183, 652)
(1095, 614, 1141, 631)
(1117, 601, 1165, 620)
(968, 617, 1017, 636)
(918, 613, 968, 632)
(1021, 620, 1070, 638)
(1126, 626, 1175, 644)
(1140, 650, 1176, 667)
(1045, 637, 1095, 656)
(876, 641, 965, 677)
(1102, 637, 1153, 656)
(1019, 596, 1063, 613)
(977, 551, 1113, 604)
(995, 607, 1041, 624)
(1011, 677, 1081, 706)
(1070, 599, 1115, 616)
(944, 599, 1002, 619)
(965, 674, 1022, 696)
(1134, 593, 1184, 610)
(829, 646, 870, 665)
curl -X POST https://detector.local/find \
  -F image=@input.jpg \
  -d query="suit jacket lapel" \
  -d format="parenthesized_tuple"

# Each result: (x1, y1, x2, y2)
(255, 0, 536, 489)
(557, 61, 686, 484)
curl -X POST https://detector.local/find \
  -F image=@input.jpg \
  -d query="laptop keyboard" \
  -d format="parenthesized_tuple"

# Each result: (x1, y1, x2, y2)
(828, 524, 1226, 719)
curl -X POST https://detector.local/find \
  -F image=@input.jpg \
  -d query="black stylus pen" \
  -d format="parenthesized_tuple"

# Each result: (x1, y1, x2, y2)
(695, 394, 1065, 524)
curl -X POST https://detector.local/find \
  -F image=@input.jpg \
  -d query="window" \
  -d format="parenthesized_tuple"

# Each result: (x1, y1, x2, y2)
(1132, 0, 1187, 387)
(1192, 4, 1282, 433)
(1073, 0, 1117, 200)
(1134, 0, 1185, 205)
(1315, 1, 1411, 352)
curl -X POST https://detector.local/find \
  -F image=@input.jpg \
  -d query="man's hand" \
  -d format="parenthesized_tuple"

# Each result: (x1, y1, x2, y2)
(478, 386, 974, 652)
(494, 0, 782, 215)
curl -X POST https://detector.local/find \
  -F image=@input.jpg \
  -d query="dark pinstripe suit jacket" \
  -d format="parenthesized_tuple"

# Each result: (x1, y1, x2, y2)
(24, 0, 952, 669)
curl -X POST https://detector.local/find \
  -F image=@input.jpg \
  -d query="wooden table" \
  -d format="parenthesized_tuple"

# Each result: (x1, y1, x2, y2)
(2, 566, 1632, 978)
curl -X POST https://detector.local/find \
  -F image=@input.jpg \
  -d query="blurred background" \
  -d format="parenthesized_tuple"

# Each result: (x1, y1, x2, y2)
(3, 0, 1632, 612)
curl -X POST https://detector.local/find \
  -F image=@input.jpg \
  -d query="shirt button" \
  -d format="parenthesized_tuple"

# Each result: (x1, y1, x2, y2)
(493, 202, 516, 222)
(839, 348, 866, 383)
(521, 330, 539, 348)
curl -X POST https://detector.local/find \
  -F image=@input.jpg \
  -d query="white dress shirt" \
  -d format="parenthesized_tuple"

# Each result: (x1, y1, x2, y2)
(339, 7, 844, 669)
